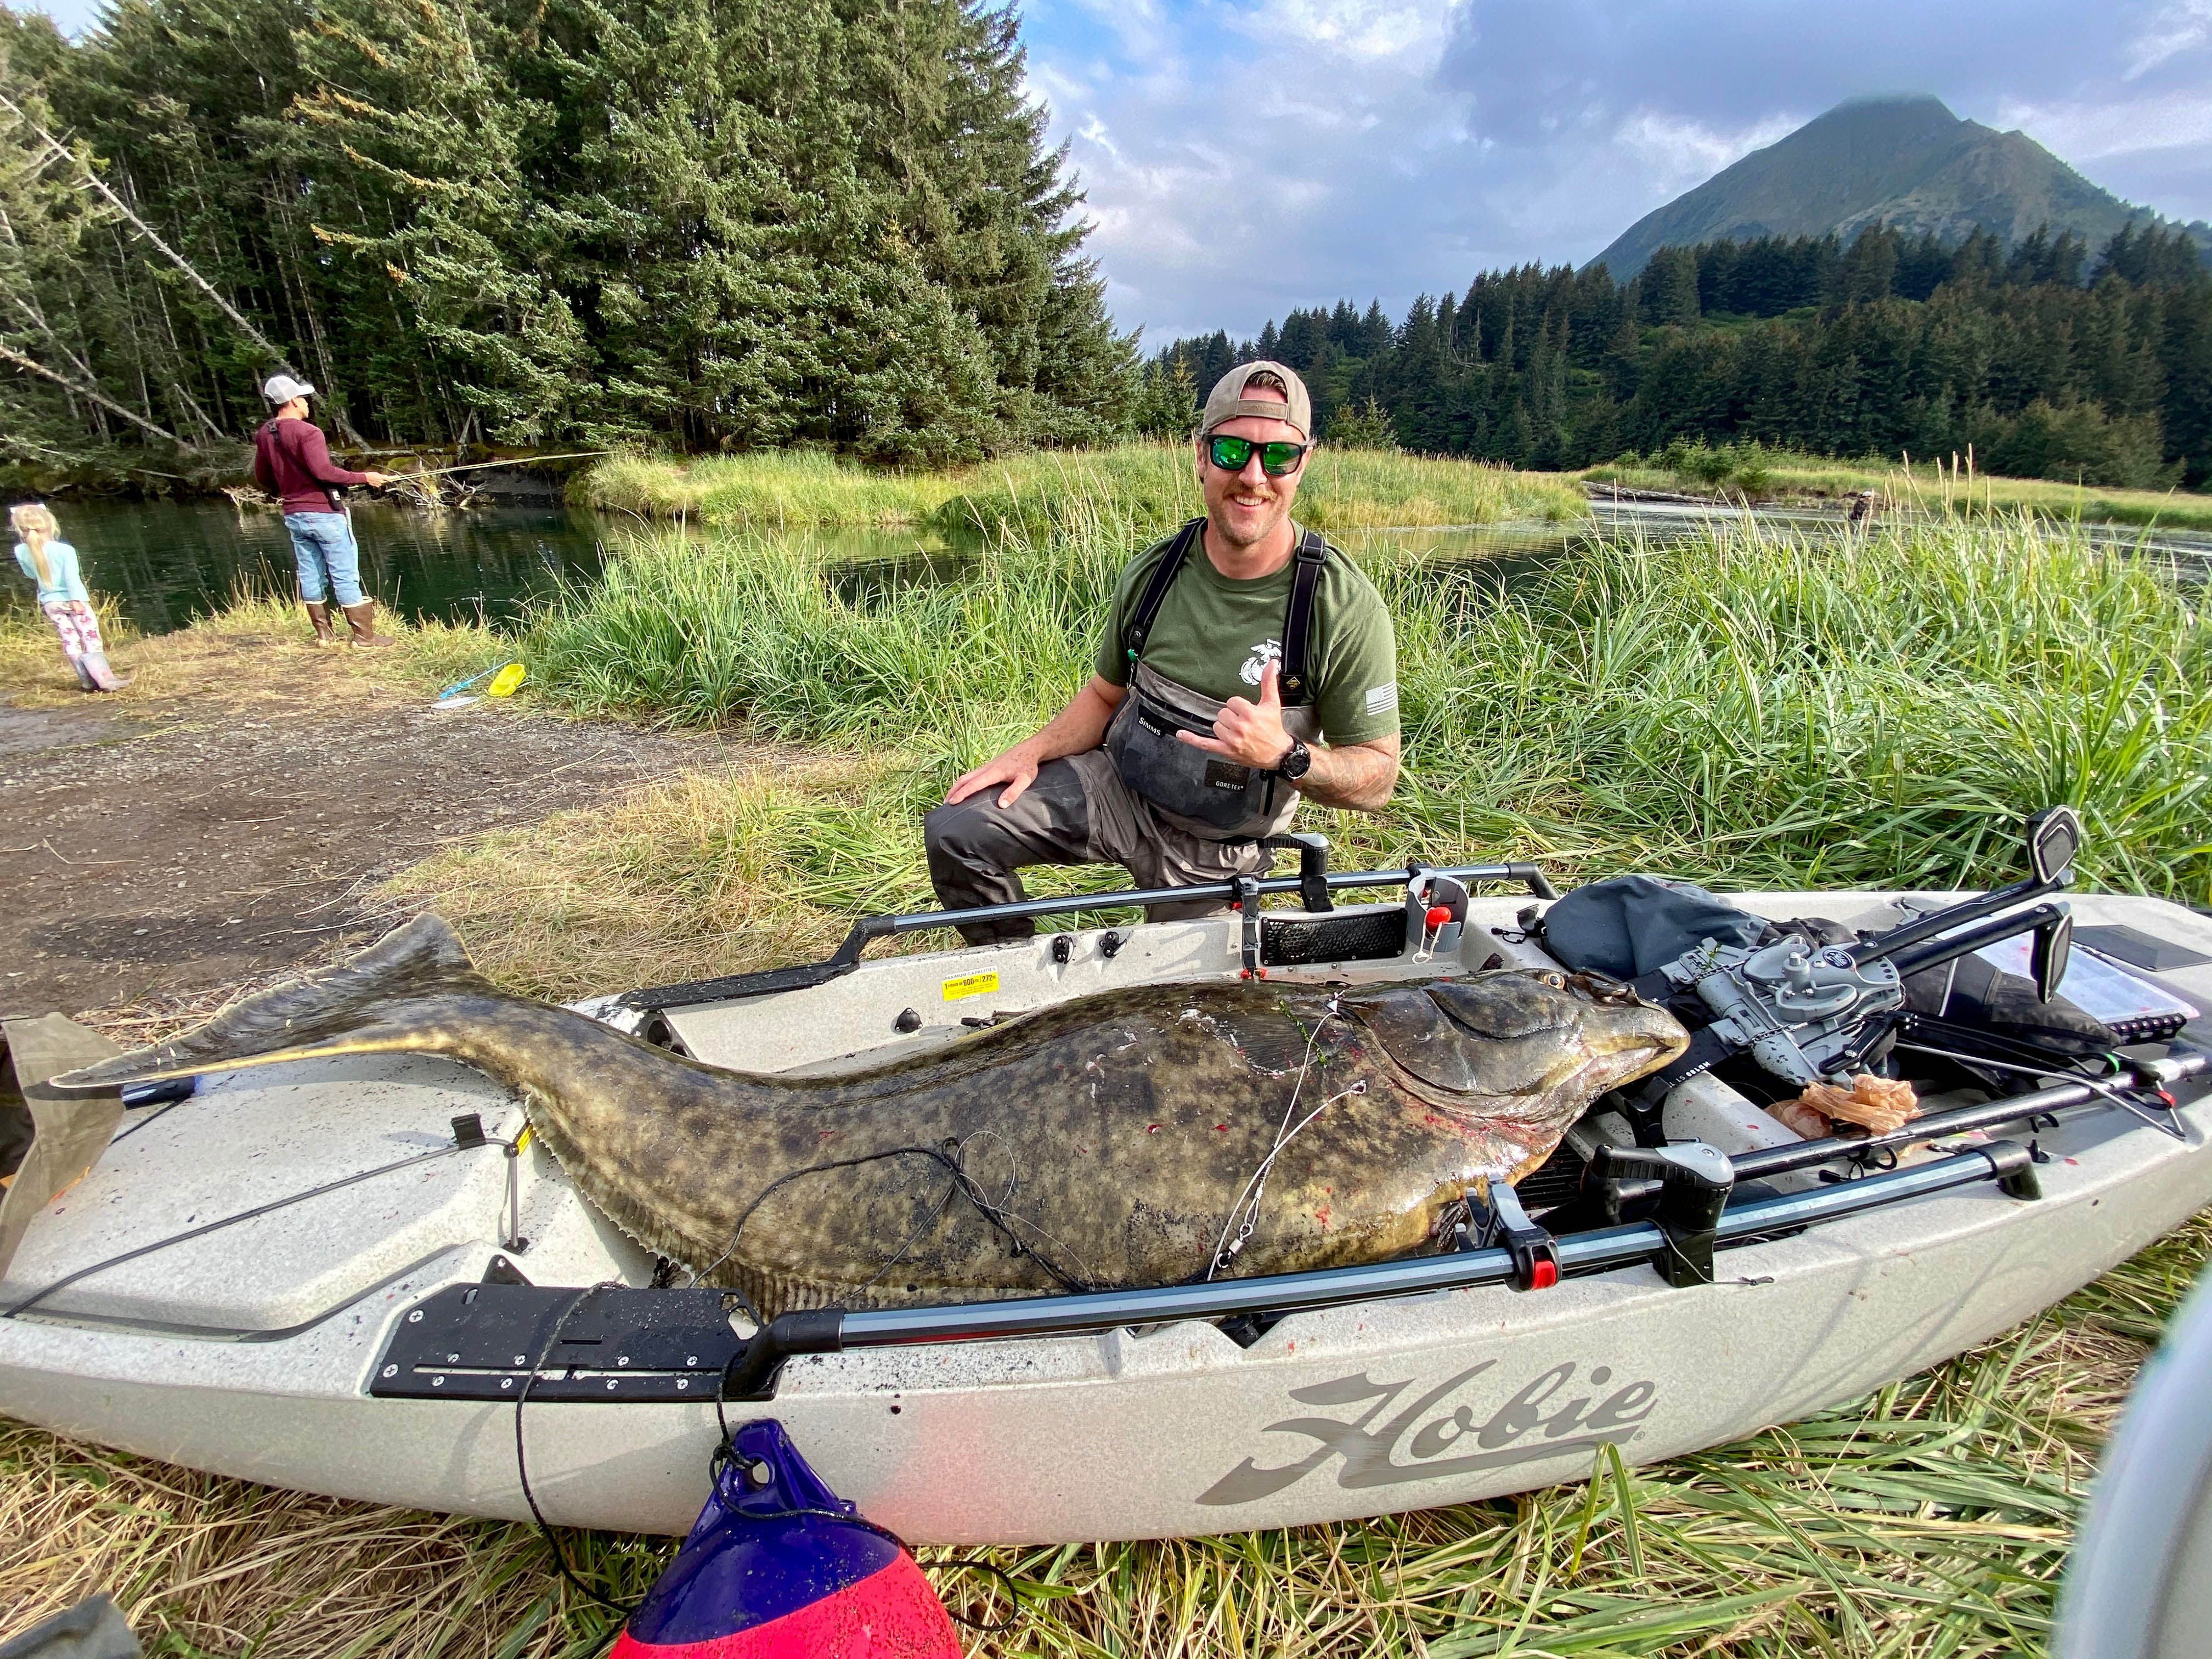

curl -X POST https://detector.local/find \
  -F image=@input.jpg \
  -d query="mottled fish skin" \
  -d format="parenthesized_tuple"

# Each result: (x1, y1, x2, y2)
(57, 915, 1688, 1314)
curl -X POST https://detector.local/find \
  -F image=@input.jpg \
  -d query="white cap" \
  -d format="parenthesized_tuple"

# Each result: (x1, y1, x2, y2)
(262, 373, 317, 404)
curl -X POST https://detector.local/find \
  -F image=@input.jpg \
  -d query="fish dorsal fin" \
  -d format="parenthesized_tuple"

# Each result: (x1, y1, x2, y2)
(53, 914, 490, 1091)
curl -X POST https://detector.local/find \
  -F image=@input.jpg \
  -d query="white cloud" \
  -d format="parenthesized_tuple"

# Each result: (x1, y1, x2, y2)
(1999, 89, 2212, 159)
(1224, 0, 1446, 60)
(1610, 110, 1802, 195)
(2125, 0, 2212, 77)
(1018, 0, 2212, 341)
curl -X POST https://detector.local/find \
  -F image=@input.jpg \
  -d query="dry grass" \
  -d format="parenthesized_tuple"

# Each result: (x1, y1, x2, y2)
(381, 761, 872, 998)
(0, 590, 511, 713)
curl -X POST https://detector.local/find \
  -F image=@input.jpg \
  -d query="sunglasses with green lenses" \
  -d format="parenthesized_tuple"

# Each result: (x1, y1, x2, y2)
(1205, 434, 1309, 476)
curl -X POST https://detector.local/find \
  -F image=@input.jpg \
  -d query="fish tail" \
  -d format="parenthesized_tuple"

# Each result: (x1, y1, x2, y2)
(51, 914, 495, 1091)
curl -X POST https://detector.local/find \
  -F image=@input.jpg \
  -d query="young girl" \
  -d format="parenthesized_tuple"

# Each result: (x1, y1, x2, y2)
(11, 503, 129, 691)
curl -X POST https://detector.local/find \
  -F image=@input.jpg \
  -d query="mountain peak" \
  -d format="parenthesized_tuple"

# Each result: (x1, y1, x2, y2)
(1586, 95, 2157, 280)
(1822, 92, 1959, 117)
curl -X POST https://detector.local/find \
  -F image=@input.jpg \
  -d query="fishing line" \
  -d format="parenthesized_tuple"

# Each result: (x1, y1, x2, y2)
(853, 1131, 1034, 1296)
(1210, 1078, 1368, 1277)
(1890, 1039, 2181, 1134)
(515, 1282, 639, 1619)
(109, 1101, 182, 1144)
(1209, 1003, 1341, 1279)
(927, 1128, 1098, 1291)
(856, 1162, 966, 1294)
(687, 1142, 1092, 1298)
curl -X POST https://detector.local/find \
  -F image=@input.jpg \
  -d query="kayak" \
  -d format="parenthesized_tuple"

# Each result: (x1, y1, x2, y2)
(2, 843, 2207, 1544)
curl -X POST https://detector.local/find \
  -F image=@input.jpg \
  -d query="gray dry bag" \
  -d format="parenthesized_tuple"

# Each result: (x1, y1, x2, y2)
(1536, 873, 1770, 979)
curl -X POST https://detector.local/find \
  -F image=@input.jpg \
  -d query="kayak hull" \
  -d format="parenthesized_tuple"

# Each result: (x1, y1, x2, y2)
(4, 889, 2209, 1542)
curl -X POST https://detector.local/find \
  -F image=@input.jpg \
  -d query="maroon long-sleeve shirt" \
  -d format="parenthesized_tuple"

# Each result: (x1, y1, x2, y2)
(252, 416, 372, 515)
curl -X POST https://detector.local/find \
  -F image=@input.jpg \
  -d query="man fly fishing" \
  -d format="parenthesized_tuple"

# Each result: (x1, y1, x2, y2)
(926, 362, 1401, 944)
(252, 374, 394, 648)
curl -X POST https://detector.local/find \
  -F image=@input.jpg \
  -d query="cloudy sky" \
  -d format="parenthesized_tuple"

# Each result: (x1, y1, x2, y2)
(1011, 0, 2212, 343)
(26, 0, 2212, 346)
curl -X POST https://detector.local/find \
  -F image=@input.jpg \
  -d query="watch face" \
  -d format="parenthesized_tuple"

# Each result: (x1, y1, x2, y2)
(1282, 740, 1311, 780)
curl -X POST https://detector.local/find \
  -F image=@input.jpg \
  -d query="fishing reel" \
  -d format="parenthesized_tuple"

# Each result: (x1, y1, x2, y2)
(1658, 936, 1904, 1087)
(1654, 807, 2084, 1089)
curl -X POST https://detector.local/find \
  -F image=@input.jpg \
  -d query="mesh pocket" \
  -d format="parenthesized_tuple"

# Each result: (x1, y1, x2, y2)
(1261, 906, 1406, 966)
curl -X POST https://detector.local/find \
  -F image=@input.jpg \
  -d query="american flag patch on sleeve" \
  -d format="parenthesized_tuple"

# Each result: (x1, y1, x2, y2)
(1364, 681, 1398, 718)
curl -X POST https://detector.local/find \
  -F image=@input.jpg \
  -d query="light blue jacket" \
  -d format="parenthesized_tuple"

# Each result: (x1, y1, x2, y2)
(14, 539, 90, 606)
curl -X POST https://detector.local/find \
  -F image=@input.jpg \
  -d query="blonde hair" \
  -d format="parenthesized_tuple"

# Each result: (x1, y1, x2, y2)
(10, 502, 58, 588)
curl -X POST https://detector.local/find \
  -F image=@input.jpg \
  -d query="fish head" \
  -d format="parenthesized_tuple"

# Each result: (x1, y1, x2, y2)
(1344, 969, 1688, 1133)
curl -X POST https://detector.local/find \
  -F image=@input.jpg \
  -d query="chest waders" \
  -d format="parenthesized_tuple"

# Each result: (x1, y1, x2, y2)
(1104, 517, 1327, 842)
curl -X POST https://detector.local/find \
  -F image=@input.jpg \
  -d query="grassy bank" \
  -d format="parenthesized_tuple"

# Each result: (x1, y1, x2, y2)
(518, 507, 2211, 918)
(1584, 444, 2212, 531)
(577, 443, 1589, 532)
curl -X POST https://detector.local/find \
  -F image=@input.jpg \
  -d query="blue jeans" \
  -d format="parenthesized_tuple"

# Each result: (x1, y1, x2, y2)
(284, 511, 365, 607)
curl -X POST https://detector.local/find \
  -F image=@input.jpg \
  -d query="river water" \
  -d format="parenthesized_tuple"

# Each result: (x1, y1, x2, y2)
(9, 495, 2206, 636)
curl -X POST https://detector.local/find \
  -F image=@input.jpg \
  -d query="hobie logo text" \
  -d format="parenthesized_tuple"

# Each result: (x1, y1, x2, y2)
(1197, 1360, 1657, 1506)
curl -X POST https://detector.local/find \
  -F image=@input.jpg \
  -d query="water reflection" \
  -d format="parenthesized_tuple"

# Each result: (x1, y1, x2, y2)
(827, 541, 978, 609)
(21, 498, 611, 633)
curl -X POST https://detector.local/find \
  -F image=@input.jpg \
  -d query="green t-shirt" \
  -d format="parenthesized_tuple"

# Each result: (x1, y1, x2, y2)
(1093, 523, 1400, 745)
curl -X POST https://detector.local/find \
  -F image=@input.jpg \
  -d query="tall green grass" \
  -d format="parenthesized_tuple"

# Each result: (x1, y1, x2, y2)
(580, 448, 952, 528)
(574, 443, 1588, 532)
(525, 507, 2212, 911)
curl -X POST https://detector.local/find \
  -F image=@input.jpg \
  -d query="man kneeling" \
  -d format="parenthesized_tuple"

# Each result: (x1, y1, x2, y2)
(924, 362, 1401, 944)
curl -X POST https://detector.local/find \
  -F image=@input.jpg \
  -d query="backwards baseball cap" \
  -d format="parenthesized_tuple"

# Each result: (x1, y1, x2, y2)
(1198, 360, 1312, 441)
(262, 373, 317, 404)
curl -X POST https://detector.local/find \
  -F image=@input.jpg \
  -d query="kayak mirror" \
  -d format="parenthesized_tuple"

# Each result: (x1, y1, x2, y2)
(2027, 806, 2081, 889)
(2031, 909, 2073, 1006)
(1854, 804, 2084, 970)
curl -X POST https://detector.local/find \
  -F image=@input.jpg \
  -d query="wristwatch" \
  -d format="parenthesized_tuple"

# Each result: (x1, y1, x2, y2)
(1276, 736, 1312, 782)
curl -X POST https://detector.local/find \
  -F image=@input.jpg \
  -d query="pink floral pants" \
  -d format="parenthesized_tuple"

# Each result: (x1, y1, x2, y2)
(42, 600, 114, 687)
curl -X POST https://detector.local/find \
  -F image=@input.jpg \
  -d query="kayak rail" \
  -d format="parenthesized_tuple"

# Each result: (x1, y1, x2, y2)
(618, 842, 1558, 1012)
(363, 1052, 2204, 1405)
(369, 1136, 2049, 1404)
(715, 1142, 2037, 1399)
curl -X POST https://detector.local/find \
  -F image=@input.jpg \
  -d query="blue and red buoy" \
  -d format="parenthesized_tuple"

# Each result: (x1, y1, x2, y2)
(612, 1420, 964, 1658)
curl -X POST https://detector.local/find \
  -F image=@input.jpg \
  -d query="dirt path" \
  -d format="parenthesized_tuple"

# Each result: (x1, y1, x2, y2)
(0, 679, 738, 1023)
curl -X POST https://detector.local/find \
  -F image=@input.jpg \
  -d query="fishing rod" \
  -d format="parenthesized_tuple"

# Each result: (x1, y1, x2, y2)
(374, 451, 611, 482)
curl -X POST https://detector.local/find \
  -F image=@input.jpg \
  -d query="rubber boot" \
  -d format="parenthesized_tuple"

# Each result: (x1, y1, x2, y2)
(341, 600, 396, 649)
(81, 651, 131, 692)
(304, 600, 338, 647)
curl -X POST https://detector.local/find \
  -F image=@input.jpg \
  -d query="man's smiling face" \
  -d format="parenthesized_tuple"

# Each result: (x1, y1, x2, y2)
(1195, 403, 1308, 552)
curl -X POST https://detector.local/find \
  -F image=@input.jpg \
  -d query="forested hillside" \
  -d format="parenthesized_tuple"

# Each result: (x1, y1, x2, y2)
(1156, 224, 2212, 490)
(0, 0, 1135, 476)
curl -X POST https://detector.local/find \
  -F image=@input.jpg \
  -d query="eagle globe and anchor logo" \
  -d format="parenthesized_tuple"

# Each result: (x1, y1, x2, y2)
(1239, 639, 1282, 687)
(1196, 1358, 1661, 1506)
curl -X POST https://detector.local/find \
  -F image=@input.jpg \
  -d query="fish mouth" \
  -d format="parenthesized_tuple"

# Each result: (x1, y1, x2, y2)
(1576, 1026, 1690, 1093)
(1348, 972, 1689, 1126)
